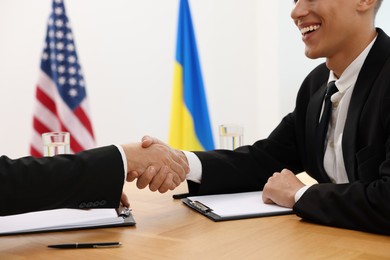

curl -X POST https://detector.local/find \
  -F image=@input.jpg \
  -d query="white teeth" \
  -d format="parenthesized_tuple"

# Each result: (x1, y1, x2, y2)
(300, 25, 321, 35)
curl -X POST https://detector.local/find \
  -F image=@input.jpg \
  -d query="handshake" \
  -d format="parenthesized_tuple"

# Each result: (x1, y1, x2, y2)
(121, 135, 190, 194)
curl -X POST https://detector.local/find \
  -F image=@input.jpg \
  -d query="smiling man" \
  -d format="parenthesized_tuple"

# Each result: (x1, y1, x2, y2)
(142, 0, 390, 235)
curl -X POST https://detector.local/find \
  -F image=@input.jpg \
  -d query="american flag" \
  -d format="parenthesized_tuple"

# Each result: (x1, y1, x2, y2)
(30, 0, 95, 157)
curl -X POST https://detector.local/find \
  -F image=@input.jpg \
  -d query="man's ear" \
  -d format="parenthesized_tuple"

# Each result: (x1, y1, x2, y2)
(356, 0, 377, 13)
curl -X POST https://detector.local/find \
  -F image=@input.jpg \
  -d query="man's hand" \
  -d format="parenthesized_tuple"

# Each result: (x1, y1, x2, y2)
(262, 169, 305, 208)
(137, 135, 189, 193)
(121, 136, 189, 193)
(120, 192, 130, 208)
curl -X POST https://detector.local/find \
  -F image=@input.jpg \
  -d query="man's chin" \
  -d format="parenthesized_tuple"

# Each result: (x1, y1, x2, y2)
(304, 49, 323, 60)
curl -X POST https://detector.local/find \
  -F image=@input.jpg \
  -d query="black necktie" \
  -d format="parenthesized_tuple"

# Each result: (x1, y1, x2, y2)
(316, 81, 339, 167)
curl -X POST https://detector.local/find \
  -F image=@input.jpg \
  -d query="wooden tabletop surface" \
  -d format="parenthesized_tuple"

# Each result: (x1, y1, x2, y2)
(2, 180, 390, 260)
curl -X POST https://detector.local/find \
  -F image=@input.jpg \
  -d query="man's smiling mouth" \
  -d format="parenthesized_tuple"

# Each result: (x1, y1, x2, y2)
(300, 25, 321, 35)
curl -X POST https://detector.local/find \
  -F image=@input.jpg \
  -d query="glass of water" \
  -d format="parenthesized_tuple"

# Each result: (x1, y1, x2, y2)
(219, 124, 244, 150)
(42, 132, 70, 156)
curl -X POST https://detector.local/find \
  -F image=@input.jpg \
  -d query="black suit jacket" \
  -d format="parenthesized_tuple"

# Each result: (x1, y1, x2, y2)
(190, 28, 390, 235)
(0, 145, 124, 216)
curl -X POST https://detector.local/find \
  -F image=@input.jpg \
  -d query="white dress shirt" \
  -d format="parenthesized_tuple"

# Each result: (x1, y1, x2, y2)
(183, 36, 377, 203)
(115, 144, 128, 182)
(295, 36, 376, 200)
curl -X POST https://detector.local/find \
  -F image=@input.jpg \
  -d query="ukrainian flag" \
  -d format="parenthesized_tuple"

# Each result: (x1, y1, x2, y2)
(169, 0, 215, 151)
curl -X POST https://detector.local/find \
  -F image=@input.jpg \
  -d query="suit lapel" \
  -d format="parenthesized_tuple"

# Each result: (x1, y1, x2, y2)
(343, 28, 390, 181)
(306, 82, 332, 183)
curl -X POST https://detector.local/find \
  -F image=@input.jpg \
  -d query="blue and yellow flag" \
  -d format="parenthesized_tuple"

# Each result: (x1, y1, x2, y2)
(169, 0, 214, 151)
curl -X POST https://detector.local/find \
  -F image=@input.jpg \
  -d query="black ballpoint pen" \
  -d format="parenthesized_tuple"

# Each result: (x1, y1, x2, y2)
(48, 242, 122, 249)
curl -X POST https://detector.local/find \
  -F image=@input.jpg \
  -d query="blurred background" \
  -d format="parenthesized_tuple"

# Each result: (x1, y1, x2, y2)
(1, 0, 389, 158)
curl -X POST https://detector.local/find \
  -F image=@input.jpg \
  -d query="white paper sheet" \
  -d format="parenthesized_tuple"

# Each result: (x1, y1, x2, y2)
(187, 191, 292, 217)
(0, 208, 124, 235)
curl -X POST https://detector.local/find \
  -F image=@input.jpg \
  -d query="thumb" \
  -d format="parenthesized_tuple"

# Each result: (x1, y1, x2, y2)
(121, 193, 130, 208)
(141, 135, 153, 148)
(141, 135, 164, 148)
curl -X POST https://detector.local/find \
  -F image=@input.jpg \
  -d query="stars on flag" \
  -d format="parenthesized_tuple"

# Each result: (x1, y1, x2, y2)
(40, 0, 86, 110)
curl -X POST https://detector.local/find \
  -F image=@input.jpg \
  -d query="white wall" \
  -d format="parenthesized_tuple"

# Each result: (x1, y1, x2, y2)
(0, 0, 389, 158)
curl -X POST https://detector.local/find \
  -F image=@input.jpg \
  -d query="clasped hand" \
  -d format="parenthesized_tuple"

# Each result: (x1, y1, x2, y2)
(121, 136, 189, 193)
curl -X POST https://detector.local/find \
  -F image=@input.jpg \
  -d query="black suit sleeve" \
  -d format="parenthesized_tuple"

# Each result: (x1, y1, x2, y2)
(292, 30, 390, 235)
(187, 30, 390, 235)
(186, 65, 330, 197)
(189, 110, 305, 196)
(0, 145, 124, 216)
(294, 178, 390, 235)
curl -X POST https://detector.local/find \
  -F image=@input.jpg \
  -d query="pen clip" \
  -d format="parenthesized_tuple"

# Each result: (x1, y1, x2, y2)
(116, 206, 131, 217)
(190, 200, 212, 213)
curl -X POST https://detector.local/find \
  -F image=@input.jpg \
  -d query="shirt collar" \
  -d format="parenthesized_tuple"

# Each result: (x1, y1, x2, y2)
(328, 35, 377, 93)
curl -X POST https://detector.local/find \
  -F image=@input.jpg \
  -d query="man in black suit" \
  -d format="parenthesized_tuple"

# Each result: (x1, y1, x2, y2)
(0, 142, 189, 216)
(142, 0, 390, 234)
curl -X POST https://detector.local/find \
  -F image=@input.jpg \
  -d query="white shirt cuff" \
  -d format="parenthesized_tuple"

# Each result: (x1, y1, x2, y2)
(114, 144, 127, 182)
(182, 151, 202, 183)
(294, 184, 314, 202)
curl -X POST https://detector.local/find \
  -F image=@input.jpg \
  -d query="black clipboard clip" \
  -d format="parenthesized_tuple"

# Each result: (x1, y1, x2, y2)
(189, 200, 212, 213)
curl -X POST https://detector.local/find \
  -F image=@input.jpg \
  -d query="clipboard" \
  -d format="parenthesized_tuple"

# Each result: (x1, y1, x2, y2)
(182, 191, 293, 221)
(0, 206, 135, 236)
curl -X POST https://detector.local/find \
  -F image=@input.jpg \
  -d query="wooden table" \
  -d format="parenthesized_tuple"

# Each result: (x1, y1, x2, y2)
(2, 182, 390, 259)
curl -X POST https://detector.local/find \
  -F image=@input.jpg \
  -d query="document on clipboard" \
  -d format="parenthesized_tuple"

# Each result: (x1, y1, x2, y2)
(182, 191, 293, 221)
(0, 206, 135, 236)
